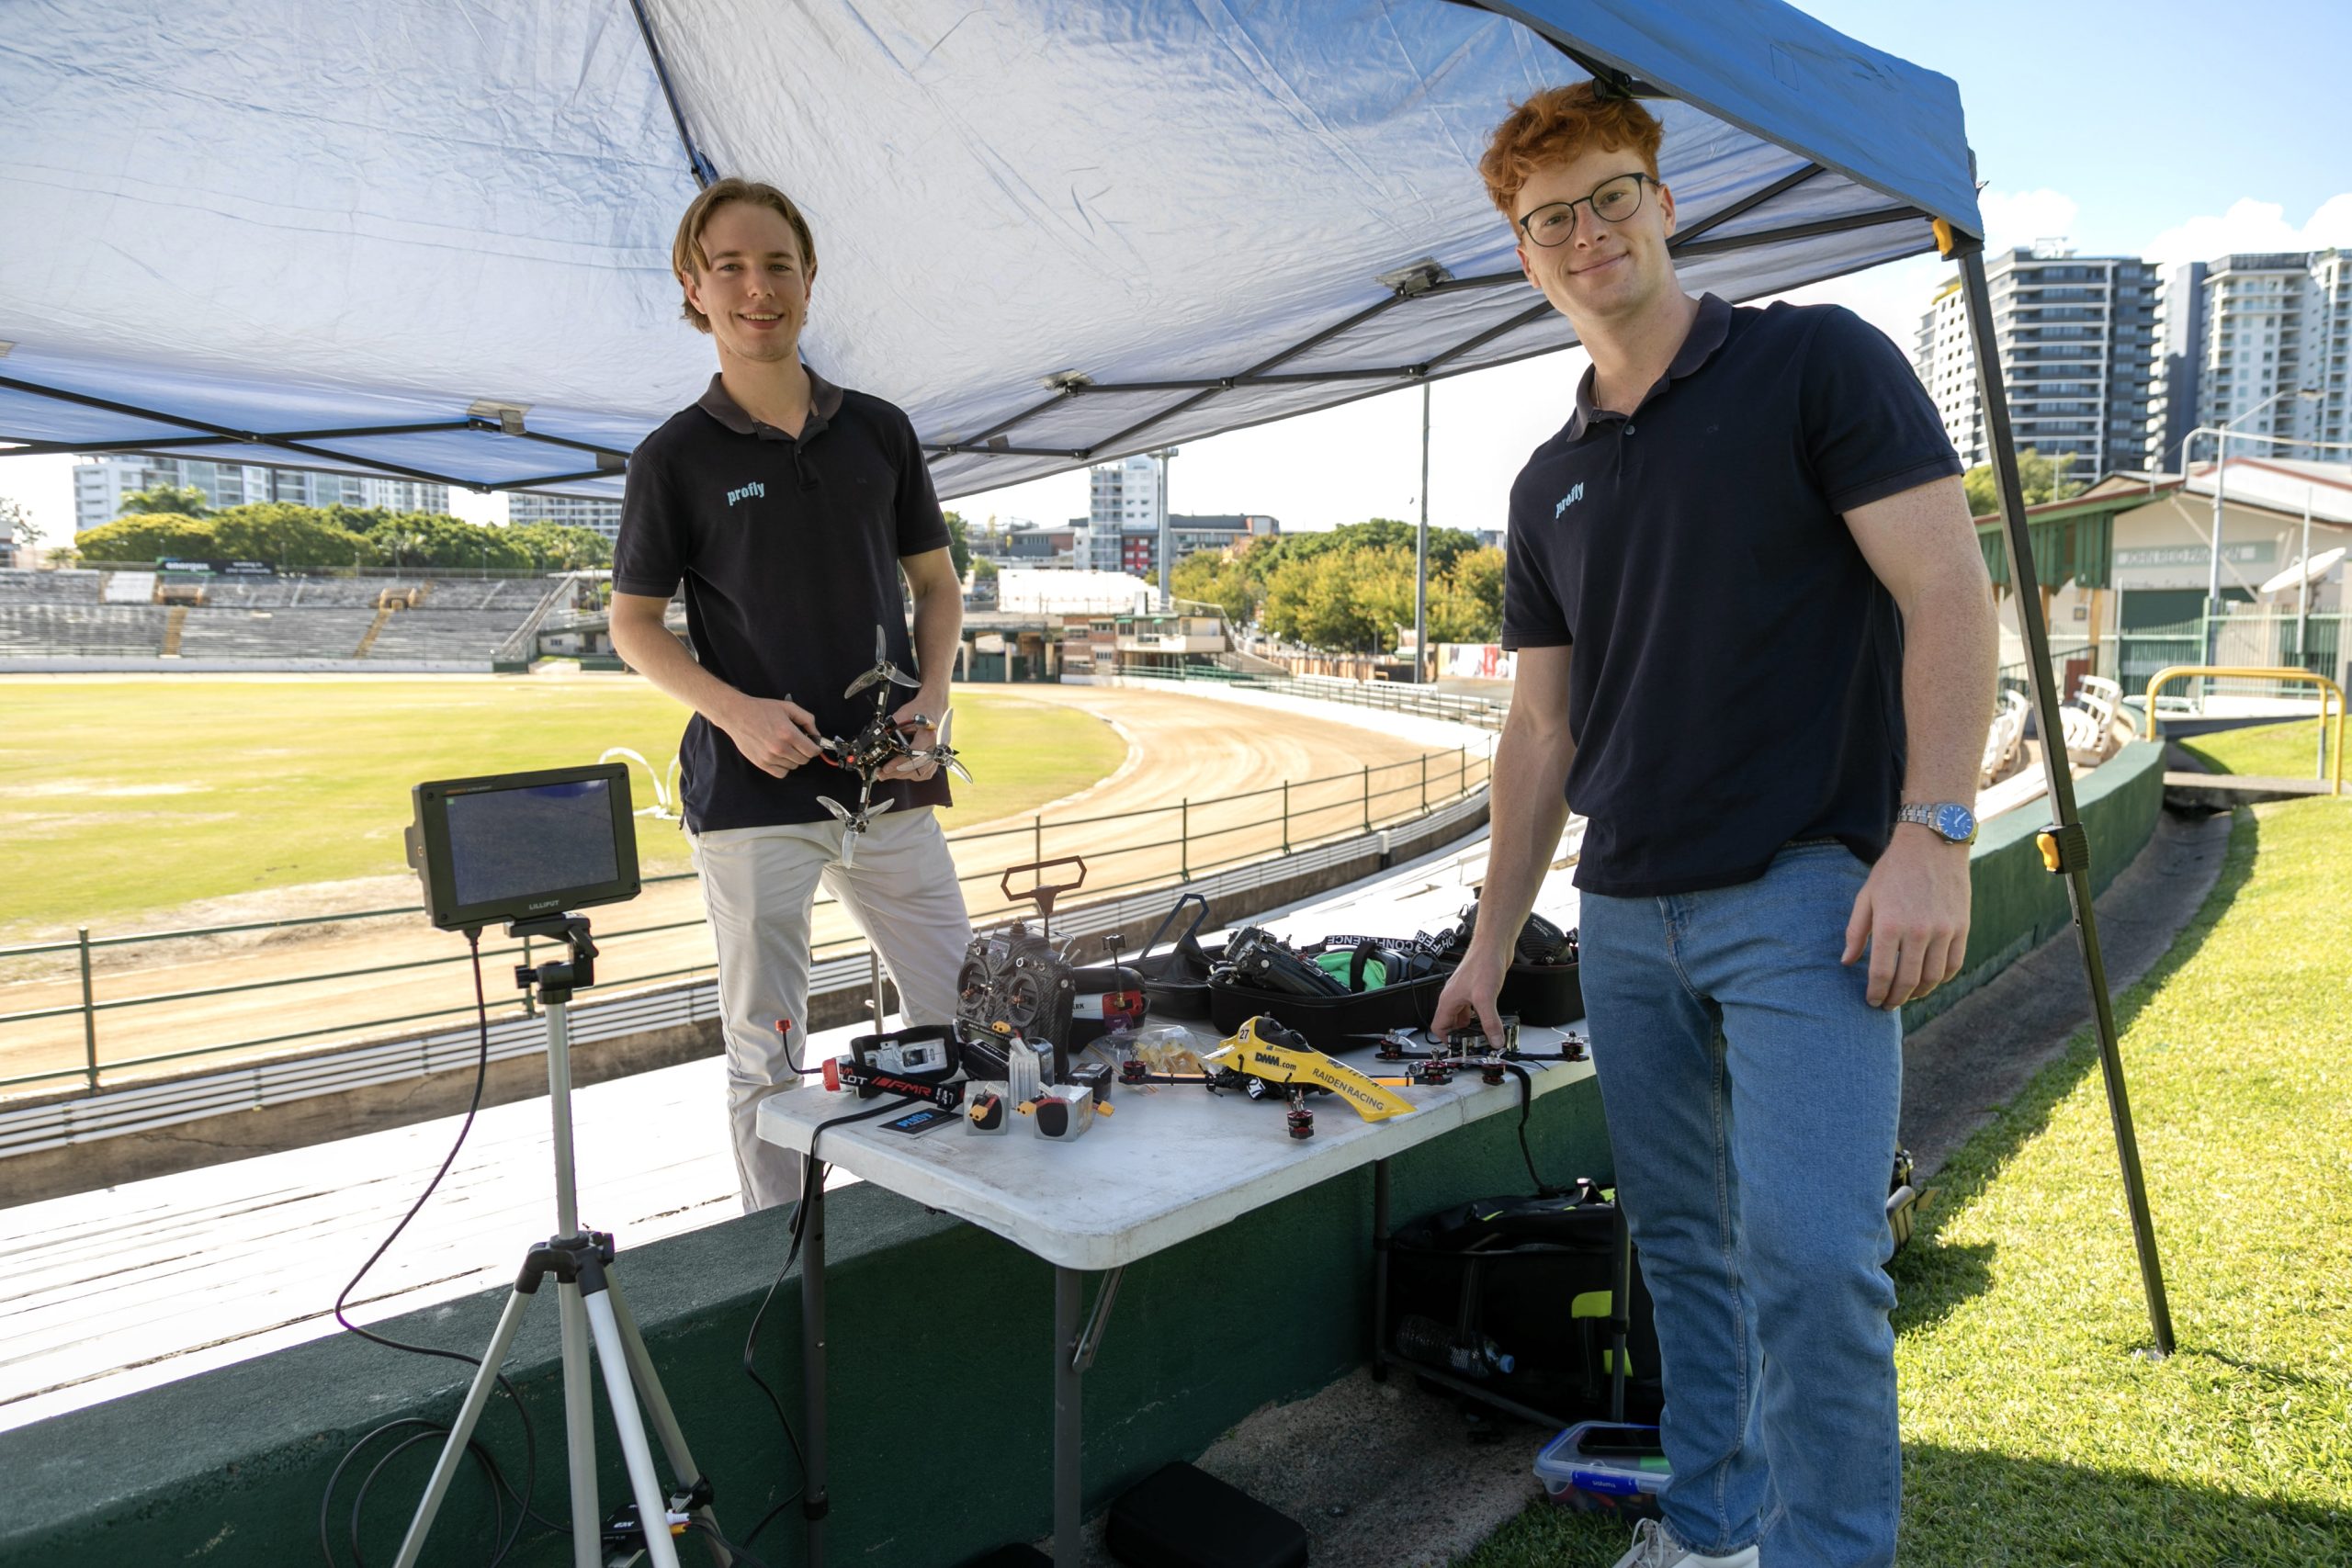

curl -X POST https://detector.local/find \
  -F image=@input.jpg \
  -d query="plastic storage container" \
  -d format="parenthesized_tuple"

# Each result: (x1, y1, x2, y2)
(1533, 1422, 1668, 1517)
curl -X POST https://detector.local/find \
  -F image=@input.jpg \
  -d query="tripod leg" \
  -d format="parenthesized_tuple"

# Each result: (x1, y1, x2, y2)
(607, 1275, 730, 1565)
(584, 1287, 686, 1568)
(558, 1280, 603, 1568)
(391, 1287, 536, 1568)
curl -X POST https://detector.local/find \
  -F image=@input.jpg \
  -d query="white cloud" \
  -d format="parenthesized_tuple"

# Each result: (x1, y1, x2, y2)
(1977, 188, 2082, 253)
(2143, 194, 2352, 267)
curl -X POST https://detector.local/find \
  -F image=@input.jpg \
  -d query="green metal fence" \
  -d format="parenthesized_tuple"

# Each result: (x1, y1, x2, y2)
(1997, 614, 2344, 701)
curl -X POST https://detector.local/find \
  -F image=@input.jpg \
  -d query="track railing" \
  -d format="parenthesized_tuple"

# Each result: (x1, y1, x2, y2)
(0, 730, 1497, 1097)
(2144, 665, 2344, 794)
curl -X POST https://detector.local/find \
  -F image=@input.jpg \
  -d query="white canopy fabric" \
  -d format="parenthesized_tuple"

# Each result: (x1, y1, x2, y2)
(0, 0, 1980, 502)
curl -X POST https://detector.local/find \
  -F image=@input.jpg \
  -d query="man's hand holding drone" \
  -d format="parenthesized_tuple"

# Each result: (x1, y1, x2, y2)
(811, 626, 974, 865)
(880, 692, 950, 781)
(720, 692, 827, 777)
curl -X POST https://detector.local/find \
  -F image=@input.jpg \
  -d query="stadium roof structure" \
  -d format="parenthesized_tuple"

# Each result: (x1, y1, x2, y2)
(1, 0, 1977, 502)
(0, 0, 2177, 1359)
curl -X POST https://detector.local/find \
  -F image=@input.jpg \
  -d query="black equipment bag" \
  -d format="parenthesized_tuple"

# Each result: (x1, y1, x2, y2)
(1106, 1461, 1308, 1568)
(1207, 929, 1453, 1049)
(1067, 955, 1148, 1045)
(1427, 899, 1586, 1026)
(1386, 1181, 1663, 1427)
(1131, 894, 1220, 1021)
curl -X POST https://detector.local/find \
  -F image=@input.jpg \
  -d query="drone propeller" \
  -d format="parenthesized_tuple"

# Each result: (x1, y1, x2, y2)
(844, 623, 923, 698)
(923, 708, 973, 784)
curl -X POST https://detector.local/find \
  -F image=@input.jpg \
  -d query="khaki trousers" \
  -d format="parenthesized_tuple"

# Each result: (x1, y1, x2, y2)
(689, 807, 972, 1212)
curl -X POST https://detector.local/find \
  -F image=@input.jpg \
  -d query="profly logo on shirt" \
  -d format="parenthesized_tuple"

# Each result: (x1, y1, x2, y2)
(1554, 481, 1587, 518)
(727, 480, 766, 507)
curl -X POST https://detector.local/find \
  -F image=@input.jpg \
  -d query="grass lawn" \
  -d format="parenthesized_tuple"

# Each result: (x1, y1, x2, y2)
(2177, 716, 2340, 782)
(0, 679, 1125, 935)
(1457, 796, 2352, 1566)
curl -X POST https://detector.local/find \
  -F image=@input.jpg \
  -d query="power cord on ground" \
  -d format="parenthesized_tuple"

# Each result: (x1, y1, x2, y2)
(318, 931, 563, 1566)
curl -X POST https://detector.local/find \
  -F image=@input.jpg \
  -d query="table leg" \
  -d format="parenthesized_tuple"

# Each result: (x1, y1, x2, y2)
(1370, 1157, 1392, 1382)
(1054, 1265, 1084, 1568)
(802, 1178, 830, 1568)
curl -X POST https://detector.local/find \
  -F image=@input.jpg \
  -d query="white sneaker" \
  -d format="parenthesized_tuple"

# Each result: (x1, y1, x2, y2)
(1608, 1517, 1761, 1568)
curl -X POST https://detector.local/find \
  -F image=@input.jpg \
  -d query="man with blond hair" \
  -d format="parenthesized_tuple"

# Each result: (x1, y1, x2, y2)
(609, 178, 971, 1213)
(1433, 84, 1996, 1568)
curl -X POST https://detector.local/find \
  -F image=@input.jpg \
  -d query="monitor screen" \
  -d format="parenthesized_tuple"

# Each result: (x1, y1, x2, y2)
(446, 777, 621, 910)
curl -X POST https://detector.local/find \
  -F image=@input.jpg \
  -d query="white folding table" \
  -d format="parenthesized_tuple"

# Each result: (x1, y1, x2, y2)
(756, 1021, 1593, 1566)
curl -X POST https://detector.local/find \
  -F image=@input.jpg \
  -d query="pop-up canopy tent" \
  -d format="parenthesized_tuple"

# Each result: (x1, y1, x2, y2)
(0, 0, 1984, 502)
(0, 0, 2170, 1416)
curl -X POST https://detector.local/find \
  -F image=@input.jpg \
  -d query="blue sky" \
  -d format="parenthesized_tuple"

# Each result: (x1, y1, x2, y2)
(6, 1, 2348, 549)
(1805, 0, 2351, 255)
(929, 0, 2352, 547)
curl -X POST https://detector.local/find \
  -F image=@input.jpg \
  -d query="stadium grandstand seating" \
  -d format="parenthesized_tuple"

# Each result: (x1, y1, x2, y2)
(363, 609, 535, 660)
(0, 569, 103, 604)
(172, 609, 384, 660)
(0, 572, 570, 665)
(0, 604, 171, 656)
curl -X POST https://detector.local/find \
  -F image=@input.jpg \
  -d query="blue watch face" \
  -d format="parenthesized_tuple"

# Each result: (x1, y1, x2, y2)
(1936, 804, 1977, 842)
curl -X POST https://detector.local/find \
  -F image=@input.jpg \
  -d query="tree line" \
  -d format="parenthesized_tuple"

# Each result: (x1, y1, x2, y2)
(65, 484, 612, 571)
(1171, 518, 1504, 652)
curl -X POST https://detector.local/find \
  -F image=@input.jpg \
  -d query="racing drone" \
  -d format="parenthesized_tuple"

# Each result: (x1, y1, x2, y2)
(814, 624, 971, 865)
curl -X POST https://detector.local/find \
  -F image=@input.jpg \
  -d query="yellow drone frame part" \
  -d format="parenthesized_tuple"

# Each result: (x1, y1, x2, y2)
(1206, 1017, 1419, 1122)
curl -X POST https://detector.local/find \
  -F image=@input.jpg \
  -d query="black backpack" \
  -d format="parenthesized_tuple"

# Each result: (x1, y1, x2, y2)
(1385, 1180, 1662, 1427)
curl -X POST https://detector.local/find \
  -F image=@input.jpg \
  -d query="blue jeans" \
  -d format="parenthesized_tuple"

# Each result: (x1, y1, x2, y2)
(1580, 842, 1902, 1567)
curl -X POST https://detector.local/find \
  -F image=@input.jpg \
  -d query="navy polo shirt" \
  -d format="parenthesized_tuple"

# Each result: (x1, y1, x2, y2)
(612, 368, 954, 833)
(1501, 295, 1962, 897)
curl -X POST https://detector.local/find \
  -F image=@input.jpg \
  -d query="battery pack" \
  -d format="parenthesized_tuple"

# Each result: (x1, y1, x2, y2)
(1105, 1461, 1308, 1568)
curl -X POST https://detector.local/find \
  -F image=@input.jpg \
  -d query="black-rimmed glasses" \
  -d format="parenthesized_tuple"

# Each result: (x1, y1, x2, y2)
(1518, 172, 1655, 248)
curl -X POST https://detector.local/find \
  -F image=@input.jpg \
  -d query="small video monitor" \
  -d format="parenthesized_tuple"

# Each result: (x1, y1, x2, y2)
(405, 763, 641, 931)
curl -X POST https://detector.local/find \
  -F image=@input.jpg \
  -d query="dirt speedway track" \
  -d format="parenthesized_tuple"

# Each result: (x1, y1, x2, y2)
(0, 685, 1490, 1096)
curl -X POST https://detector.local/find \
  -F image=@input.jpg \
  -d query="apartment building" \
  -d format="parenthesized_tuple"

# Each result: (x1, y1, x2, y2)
(73, 454, 448, 532)
(1914, 246, 2157, 479)
(507, 491, 624, 542)
(2168, 251, 2352, 466)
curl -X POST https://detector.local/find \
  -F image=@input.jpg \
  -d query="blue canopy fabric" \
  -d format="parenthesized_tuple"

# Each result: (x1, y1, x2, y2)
(0, 0, 1978, 503)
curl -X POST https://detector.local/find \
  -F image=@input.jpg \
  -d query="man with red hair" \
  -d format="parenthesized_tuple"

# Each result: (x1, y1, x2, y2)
(1434, 84, 1996, 1568)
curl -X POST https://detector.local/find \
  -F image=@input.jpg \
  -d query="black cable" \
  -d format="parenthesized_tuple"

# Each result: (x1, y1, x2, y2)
(739, 1091, 917, 1547)
(1405, 1028, 1560, 1199)
(319, 931, 556, 1567)
(684, 1517, 781, 1568)
(1498, 1060, 1565, 1198)
(332, 927, 497, 1358)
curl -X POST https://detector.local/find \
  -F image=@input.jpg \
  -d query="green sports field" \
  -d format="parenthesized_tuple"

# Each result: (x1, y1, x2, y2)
(0, 679, 1127, 937)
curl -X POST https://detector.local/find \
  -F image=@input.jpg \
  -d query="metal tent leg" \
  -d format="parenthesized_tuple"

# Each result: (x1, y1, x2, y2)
(1954, 237, 2176, 1357)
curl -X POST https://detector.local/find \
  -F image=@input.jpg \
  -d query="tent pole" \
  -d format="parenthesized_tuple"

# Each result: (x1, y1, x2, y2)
(1954, 236, 2176, 1357)
(1415, 378, 1430, 683)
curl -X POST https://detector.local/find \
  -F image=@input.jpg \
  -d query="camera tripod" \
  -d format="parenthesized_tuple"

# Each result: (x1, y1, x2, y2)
(392, 914, 724, 1568)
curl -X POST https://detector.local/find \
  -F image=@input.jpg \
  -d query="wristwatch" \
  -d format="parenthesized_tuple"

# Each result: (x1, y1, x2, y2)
(1897, 801, 1978, 846)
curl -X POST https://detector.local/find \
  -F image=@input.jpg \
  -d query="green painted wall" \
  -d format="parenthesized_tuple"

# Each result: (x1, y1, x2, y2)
(0, 745, 2166, 1567)
(0, 1084, 1611, 1568)
(1902, 739, 2166, 1032)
